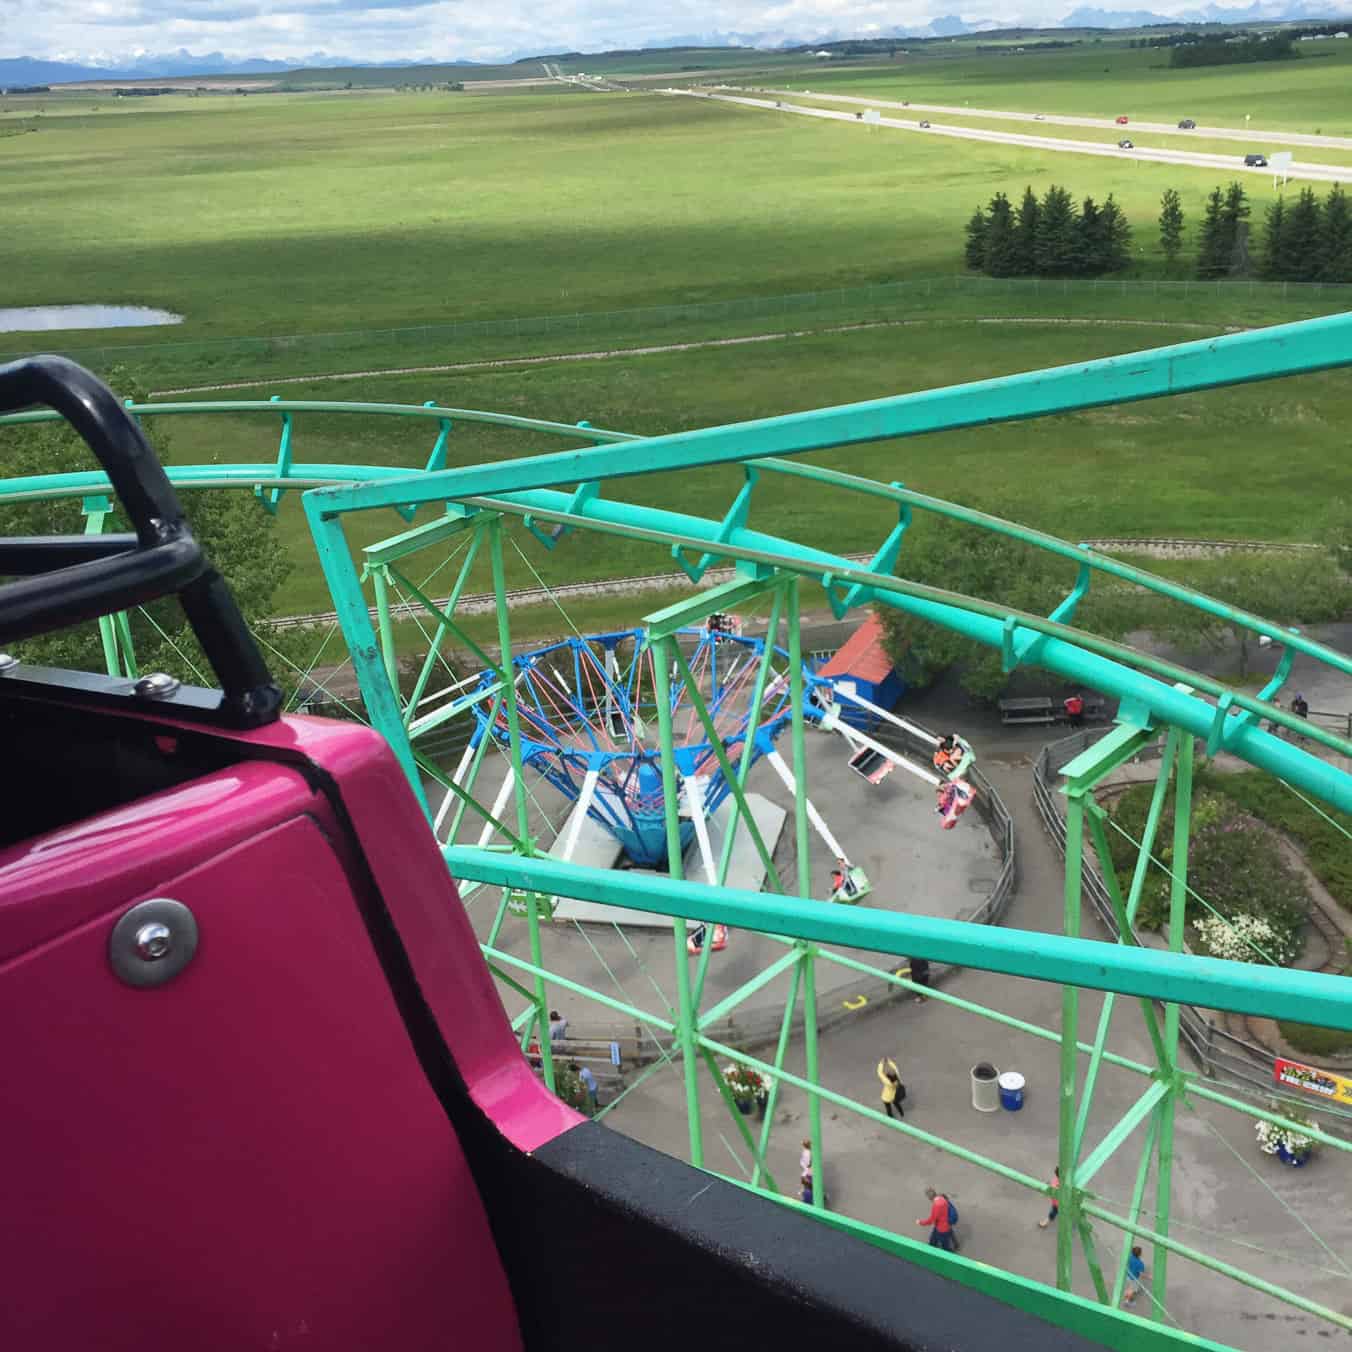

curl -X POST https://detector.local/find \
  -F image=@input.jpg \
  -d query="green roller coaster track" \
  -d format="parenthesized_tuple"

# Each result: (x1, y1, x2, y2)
(4, 311, 1352, 1348)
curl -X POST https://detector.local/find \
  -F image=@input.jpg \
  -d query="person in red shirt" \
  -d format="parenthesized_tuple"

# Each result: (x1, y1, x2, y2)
(916, 1186, 958, 1251)
(1064, 693, 1085, 727)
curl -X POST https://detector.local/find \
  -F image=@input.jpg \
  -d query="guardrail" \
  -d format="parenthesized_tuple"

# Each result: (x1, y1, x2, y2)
(1032, 728, 1352, 1128)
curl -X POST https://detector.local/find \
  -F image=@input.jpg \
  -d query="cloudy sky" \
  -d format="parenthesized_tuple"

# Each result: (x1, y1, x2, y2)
(4, 0, 1215, 66)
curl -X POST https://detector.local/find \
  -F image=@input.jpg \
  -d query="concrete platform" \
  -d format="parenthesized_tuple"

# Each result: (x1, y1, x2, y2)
(548, 794, 786, 928)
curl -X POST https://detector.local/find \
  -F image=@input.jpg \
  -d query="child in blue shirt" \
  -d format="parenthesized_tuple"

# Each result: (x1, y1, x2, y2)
(1124, 1246, 1147, 1305)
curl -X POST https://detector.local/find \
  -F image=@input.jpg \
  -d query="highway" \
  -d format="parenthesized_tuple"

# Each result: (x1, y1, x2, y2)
(743, 87, 1352, 152)
(671, 90, 1352, 186)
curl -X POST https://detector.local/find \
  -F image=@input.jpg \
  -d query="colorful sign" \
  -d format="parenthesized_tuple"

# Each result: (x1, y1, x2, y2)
(1274, 1057, 1352, 1106)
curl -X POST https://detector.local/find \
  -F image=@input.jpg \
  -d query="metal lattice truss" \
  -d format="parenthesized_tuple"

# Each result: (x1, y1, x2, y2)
(5, 313, 1352, 1347)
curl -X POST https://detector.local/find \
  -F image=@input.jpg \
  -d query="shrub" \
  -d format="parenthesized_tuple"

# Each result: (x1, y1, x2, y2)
(1194, 914, 1299, 965)
(1277, 1021, 1352, 1057)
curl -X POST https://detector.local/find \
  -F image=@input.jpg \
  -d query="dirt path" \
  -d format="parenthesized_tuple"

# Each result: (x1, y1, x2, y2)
(151, 316, 1228, 398)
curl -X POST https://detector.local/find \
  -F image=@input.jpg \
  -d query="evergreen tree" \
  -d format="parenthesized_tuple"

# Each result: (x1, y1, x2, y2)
(1100, 195, 1132, 272)
(1282, 187, 1322, 282)
(1034, 185, 1078, 277)
(963, 206, 989, 272)
(1076, 196, 1104, 275)
(1196, 187, 1226, 278)
(1318, 184, 1352, 283)
(984, 192, 1019, 277)
(1014, 186, 1040, 276)
(1262, 196, 1288, 279)
(1220, 181, 1251, 276)
(1159, 188, 1184, 267)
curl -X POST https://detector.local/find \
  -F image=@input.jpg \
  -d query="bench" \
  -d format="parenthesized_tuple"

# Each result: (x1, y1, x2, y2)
(999, 697, 1058, 725)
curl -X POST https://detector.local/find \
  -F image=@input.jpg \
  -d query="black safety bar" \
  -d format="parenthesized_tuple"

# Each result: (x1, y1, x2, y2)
(0, 355, 282, 728)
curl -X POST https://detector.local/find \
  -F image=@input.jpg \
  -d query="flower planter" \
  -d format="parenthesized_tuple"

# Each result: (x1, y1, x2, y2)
(1276, 1143, 1311, 1167)
(734, 1098, 754, 1116)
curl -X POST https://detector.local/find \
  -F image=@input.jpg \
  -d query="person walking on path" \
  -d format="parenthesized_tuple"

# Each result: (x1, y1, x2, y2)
(907, 957, 931, 1003)
(1124, 1246, 1148, 1305)
(1064, 693, 1085, 728)
(800, 1138, 813, 1176)
(798, 1175, 814, 1205)
(917, 1187, 958, 1252)
(877, 1057, 905, 1119)
(1038, 1167, 1060, 1228)
(572, 1061, 598, 1115)
(548, 1009, 569, 1043)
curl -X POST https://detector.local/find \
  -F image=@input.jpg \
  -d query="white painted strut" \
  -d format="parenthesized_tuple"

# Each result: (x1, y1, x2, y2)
(559, 767, 601, 863)
(478, 765, 518, 847)
(831, 683, 939, 746)
(684, 774, 719, 884)
(764, 749, 849, 860)
(434, 738, 478, 837)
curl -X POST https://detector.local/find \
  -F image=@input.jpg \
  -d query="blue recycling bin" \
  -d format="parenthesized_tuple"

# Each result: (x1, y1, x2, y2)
(998, 1071, 1026, 1111)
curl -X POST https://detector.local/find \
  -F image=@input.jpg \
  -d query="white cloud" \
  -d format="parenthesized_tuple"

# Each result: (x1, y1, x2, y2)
(5, 0, 1333, 67)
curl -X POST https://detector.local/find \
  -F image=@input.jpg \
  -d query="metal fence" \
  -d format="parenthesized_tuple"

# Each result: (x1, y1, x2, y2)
(1032, 729, 1352, 1129)
(9, 274, 1352, 377)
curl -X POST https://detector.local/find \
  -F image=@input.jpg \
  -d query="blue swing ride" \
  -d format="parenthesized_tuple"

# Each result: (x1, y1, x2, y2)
(461, 616, 974, 936)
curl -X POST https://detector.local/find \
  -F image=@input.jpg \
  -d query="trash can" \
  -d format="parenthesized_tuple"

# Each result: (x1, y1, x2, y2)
(998, 1071, 1026, 1111)
(971, 1062, 1000, 1112)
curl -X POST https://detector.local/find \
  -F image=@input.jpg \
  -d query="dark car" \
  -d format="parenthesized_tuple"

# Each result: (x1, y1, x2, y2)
(918, 119, 931, 128)
(1244, 152, 1268, 167)
(1178, 118, 1196, 129)
(1118, 138, 1134, 149)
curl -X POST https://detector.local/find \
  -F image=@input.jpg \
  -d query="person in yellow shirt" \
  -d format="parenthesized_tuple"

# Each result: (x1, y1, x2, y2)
(877, 1056, 905, 1119)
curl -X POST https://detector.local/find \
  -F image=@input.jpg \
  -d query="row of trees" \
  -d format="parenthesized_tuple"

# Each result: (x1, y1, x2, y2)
(1172, 181, 1352, 281)
(1261, 185, 1352, 282)
(1169, 33, 1295, 66)
(876, 523, 1352, 702)
(964, 185, 1132, 278)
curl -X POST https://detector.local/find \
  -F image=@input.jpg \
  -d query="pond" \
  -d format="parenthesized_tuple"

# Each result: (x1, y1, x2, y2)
(0, 305, 184, 334)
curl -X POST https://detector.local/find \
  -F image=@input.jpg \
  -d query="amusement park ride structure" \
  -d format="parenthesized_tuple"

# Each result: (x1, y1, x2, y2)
(4, 314, 1352, 1348)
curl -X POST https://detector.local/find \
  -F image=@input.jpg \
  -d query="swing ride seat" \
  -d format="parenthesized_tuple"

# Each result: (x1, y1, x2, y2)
(848, 745, 895, 785)
(0, 355, 1114, 1352)
(831, 866, 873, 904)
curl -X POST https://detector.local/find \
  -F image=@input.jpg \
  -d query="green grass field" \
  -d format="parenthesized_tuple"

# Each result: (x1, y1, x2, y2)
(759, 42, 1352, 135)
(3, 54, 1350, 625)
(139, 314, 1352, 614)
(0, 81, 1333, 359)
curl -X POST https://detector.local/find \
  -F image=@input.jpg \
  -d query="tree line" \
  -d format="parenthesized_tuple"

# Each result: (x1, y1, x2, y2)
(1161, 182, 1352, 282)
(964, 185, 1132, 278)
(1169, 33, 1295, 66)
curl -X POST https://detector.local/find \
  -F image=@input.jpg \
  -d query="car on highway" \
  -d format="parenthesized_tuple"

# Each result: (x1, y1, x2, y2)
(1244, 152, 1268, 167)
(1034, 113, 1046, 120)
(918, 120, 931, 128)
(1178, 118, 1197, 129)
(1118, 138, 1134, 149)
(1115, 115, 1129, 125)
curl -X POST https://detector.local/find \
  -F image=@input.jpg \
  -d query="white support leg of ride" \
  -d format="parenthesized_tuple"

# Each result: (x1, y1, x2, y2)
(837, 724, 943, 787)
(764, 749, 849, 861)
(478, 764, 518, 847)
(434, 738, 478, 836)
(559, 767, 601, 863)
(831, 684, 940, 747)
(685, 774, 718, 885)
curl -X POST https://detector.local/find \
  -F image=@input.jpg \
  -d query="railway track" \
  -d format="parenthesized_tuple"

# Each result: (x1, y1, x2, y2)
(262, 539, 1315, 632)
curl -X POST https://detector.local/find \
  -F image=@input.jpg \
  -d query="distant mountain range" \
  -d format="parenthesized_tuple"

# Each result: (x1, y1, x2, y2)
(5, 3, 1352, 89)
(0, 50, 425, 87)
